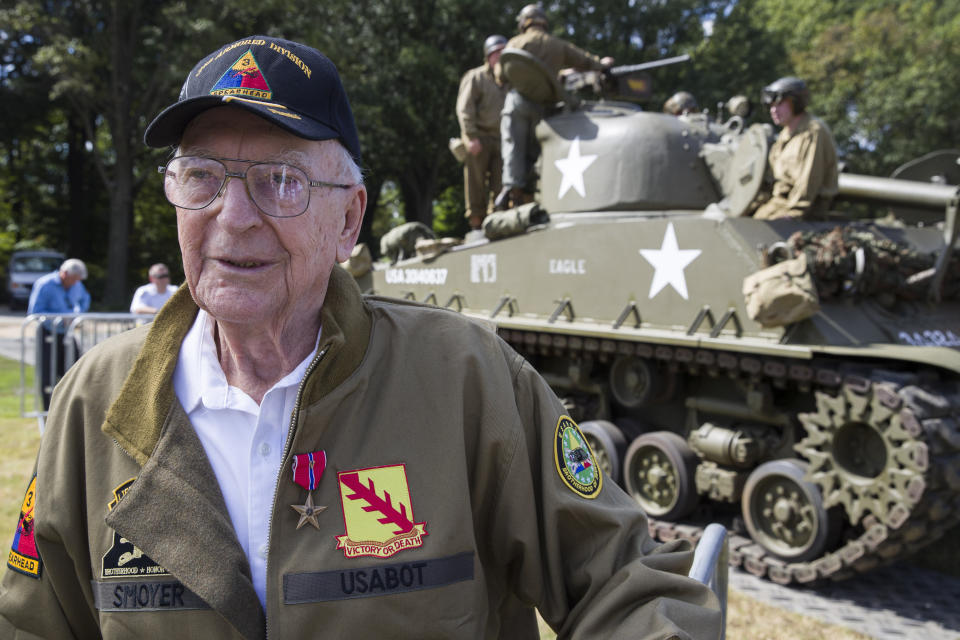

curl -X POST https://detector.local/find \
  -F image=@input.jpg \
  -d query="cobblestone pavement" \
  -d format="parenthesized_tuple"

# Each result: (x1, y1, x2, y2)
(731, 562, 960, 639)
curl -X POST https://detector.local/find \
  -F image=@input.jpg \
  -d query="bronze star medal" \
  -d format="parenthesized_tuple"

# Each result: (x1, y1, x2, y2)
(291, 491, 327, 530)
(290, 451, 327, 531)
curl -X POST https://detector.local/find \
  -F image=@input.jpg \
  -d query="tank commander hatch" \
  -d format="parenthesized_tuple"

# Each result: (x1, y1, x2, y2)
(494, 3, 614, 211)
(752, 76, 839, 220)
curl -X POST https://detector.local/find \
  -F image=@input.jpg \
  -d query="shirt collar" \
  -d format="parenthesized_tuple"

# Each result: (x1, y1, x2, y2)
(174, 310, 321, 415)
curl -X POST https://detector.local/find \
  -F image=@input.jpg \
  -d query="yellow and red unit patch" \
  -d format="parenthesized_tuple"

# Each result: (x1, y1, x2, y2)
(335, 464, 427, 559)
(554, 416, 602, 498)
(8, 476, 41, 578)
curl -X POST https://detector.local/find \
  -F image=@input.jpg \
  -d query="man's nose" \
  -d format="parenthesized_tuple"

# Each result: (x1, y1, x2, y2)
(216, 175, 263, 226)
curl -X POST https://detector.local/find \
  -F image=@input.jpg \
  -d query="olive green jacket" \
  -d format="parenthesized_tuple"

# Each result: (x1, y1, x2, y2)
(0, 268, 720, 639)
(755, 112, 840, 220)
(457, 62, 508, 142)
(503, 26, 605, 78)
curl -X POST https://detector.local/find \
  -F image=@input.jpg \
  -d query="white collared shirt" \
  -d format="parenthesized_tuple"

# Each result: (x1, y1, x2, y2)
(173, 310, 320, 609)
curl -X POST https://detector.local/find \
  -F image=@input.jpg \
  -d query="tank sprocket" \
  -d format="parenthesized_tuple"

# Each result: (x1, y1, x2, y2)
(795, 377, 928, 529)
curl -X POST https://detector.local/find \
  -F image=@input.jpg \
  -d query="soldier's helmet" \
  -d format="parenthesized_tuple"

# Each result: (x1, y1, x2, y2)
(663, 91, 698, 115)
(761, 76, 810, 114)
(517, 4, 548, 32)
(484, 34, 507, 58)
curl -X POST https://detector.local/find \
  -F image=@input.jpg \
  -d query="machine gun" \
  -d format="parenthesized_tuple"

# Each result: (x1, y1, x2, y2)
(564, 53, 692, 102)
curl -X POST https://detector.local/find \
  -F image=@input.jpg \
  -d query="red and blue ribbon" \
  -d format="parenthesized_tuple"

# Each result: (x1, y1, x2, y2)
(292, 450, 326, 491)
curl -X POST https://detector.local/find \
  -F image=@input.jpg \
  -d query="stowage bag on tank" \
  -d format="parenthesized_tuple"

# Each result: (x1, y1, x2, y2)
(742, 252, 820, 327)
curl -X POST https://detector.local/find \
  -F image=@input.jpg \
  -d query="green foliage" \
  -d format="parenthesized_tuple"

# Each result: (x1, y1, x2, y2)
(371, 181, 406, 240)
(432, 184, 470, 237)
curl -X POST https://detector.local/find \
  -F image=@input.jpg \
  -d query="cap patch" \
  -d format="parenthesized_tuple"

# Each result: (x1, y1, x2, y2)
(553, 416, 602, 498)
(7, 476, 41, 578)
(210, 50, 272, 100)
(335, 464, 428, 559)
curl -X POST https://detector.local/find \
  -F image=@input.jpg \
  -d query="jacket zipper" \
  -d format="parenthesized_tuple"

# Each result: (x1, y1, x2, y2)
(264, 344, 329, 638)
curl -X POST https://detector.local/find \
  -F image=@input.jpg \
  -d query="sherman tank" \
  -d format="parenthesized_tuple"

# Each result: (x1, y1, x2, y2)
(356, 52, 960, 585)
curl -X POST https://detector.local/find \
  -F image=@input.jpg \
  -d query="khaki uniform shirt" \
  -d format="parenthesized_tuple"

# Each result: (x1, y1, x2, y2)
(755, 112, 840, 219)
(0, 268, 720, 640)
(457, 62, 507, 141)
(504, 27, 605, 78)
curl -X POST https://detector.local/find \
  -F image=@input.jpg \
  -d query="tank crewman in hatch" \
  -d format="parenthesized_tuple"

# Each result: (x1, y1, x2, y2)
(494, 3, 614, 211)
(456, 34, 509, 231)
(663, 91, 699, 116)
(0, 34, 721, 639)
(753, 76, 839, 220)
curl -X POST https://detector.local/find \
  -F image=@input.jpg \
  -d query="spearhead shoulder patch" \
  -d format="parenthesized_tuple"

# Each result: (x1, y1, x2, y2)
(553, 416, 602, 498)
(8, 476, 41, 578)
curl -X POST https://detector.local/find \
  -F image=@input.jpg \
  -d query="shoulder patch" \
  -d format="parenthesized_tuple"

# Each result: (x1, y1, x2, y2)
(7, 476, 42, 578)
(553, 416, 602, 498)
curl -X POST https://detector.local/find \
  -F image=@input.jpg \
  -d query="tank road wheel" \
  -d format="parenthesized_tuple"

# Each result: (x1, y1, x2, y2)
(609, 356, 677, 409)
(579, 420, 627, 484)
(742, 459, 838, 562)
(796, 379, 929, 530)
(610, 356, 659, 408)
(623, 432, 698, 519)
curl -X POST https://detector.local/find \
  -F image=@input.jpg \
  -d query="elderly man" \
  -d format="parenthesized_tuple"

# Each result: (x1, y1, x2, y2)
(753, 76, 839, 220)
(495, 4, 613, 210)
(457, 34, 508, 231)
(130, 263, 178, 314)
(27, 258, 90, 409)
(27, 257, 90, 316)
(0, 36, 720, 639)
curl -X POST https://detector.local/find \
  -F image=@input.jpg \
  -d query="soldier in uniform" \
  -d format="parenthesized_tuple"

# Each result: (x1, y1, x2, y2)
(753, 76, 839, 220)
(663, 91, 698, 116)
(456, 34, 508, 231)
(494, 4, 613, 210)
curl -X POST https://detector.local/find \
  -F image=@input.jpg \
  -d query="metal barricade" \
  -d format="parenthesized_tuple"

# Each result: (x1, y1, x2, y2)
(20, 313, 154, 432)
(688, 523, 729, 639)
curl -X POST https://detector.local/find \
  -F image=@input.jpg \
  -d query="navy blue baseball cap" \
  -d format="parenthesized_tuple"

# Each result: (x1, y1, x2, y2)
(144, 36, 361, 163)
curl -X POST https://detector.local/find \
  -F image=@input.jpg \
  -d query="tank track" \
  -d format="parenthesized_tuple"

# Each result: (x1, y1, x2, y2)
(498, 328, 960, 585)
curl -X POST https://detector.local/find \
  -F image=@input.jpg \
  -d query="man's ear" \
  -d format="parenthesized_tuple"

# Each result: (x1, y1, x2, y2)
(336, 185, 368, 264)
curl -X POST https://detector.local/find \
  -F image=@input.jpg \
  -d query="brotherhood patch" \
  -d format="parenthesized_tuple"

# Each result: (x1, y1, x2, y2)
(7, 476, 41, 578)
(335, 464, 428, 559)
(554, 416, 602, 498)
(101, 479, 169, 578)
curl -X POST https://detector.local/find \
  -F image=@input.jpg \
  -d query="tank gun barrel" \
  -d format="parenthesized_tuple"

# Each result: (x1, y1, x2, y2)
(609, 54, 691, 76)
(837, 173, 958, 209)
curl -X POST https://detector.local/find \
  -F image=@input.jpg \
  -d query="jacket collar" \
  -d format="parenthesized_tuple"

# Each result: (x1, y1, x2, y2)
(102, 265, 373, 464)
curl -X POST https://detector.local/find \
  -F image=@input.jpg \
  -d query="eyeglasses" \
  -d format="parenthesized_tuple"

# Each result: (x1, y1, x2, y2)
(159, 156, 354, 218)
(153, 273, 170, 279)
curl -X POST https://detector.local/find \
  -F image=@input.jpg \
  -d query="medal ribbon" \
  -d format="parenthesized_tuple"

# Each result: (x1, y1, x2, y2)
(292, 450, 326, 491)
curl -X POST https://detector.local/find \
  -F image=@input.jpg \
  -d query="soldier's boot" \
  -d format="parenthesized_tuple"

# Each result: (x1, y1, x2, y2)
(494, 187, 528, 211)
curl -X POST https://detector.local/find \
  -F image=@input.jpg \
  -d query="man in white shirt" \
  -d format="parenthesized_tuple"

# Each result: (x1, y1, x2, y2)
(129, 263, 177, 314)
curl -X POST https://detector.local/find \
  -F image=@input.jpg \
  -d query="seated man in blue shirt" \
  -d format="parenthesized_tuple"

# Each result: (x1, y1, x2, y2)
(27, 258, 90, 409)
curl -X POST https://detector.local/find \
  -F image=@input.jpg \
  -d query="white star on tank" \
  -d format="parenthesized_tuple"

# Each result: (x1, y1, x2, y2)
(638, 223, 701, 299)
(554, 137, 597, 199)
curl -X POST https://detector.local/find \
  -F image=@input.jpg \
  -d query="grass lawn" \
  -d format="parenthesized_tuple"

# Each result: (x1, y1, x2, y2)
(0, 356, 869, 638)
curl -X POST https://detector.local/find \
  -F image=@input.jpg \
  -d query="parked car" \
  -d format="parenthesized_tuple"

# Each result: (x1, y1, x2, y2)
(7, 249, 65, 310)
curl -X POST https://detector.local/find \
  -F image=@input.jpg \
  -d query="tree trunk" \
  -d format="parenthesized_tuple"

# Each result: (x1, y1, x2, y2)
(359, 178, 383, 258)
(66, 114, 86, 258)
(398, 162, 439, 228)
(102, 0, 137, 308)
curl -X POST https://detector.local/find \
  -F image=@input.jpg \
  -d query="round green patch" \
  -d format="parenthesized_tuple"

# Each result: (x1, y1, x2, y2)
(553, 416, 602, 498)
